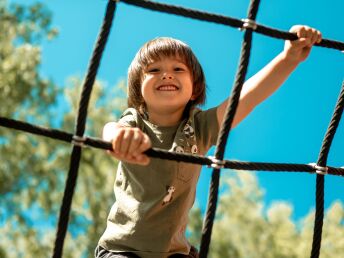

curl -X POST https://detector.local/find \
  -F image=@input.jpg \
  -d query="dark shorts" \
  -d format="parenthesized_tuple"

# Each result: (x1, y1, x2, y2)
(95, 245, 199, 258)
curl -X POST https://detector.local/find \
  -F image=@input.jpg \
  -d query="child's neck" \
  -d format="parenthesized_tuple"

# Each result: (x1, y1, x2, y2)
(147, 109, 184, 127)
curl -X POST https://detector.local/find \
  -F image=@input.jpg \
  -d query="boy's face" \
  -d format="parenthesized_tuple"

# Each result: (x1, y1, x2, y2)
(141, 55, 195, 123)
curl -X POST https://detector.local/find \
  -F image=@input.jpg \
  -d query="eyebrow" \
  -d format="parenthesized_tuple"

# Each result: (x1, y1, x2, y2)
(174, 61, 188, 66)
(146, 59, 188, 68)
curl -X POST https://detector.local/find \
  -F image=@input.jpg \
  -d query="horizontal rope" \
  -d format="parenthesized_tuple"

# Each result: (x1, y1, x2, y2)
(1, 116, 343, 176)
(120, 0, 344, 51)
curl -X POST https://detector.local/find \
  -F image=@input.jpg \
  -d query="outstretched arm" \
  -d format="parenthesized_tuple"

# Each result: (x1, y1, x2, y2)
(216, 25, 322, 128)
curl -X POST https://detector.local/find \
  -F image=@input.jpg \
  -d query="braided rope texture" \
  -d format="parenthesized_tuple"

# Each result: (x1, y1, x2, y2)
(1, 116, 344, 176)
(310, 81, 344, 258)
(52, 2, 117, 258)
(121, 0, 344, 51)
(1, 115, 344, 176)
(199, 0, 261, 256)
(0, 0, 343, 257)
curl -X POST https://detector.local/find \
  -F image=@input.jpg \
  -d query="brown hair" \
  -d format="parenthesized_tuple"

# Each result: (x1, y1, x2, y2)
(127, 37, 206, 115)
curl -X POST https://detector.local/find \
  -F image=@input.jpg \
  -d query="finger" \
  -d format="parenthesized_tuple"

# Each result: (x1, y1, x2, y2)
(290, 37, 309, 49)
(119, 129, 133, 155)
(316, 30, 322, 44)
(296, 26, 307, 38)
(289, 25, 302, 34)
(112, 129, 125, 154)
(300, 28, 313, 47)
(109, 151, 122, 160)
(310, 28, 319, 46)
(106, 150, 115, 157)
(132, 154, 150, 166)
(302, 27, 314, 46)
(127, 129, 143, 156)
(106, 149, 125, 162)
(119, 153, 149, 165)
(139, 155, 150, 165)
(140, 134, 152, 152)
(132, 134, 150, 158)
(305, 27, 313, 39)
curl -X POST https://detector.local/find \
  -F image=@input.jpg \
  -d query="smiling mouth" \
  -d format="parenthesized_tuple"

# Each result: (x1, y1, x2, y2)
(157, 85, 179, 91)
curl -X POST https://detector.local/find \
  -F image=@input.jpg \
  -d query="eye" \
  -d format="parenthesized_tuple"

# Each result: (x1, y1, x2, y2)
(147, 68, 160, 73)
(174, 67, 185, 72)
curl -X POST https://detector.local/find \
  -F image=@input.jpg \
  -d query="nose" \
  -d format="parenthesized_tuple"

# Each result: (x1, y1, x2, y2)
(162, 72, 173, 80)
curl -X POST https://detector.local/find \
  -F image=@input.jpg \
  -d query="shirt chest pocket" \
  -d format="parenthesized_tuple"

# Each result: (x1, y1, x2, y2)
(177, 162, 201, 183)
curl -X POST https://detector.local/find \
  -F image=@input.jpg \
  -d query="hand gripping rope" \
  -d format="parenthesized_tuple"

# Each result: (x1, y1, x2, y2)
(0, 0, 344, 258)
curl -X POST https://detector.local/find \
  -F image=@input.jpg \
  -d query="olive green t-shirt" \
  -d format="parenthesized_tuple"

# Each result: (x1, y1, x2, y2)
(99, 107, 219, 258)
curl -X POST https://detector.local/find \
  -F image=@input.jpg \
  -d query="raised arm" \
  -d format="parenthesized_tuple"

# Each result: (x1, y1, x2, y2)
(217, 25, 322, 128)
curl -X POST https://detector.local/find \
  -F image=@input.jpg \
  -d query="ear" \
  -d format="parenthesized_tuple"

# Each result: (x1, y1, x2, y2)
(191, 84, 198, 101)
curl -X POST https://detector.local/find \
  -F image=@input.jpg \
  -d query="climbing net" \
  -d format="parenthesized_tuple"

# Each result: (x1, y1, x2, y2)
(1, 0, 344, 257)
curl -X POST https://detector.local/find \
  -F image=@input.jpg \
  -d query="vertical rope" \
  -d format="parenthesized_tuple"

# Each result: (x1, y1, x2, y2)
(52, 2, 117, 257)
(199, 1, 261, 257)
(310, 80, 344, 258)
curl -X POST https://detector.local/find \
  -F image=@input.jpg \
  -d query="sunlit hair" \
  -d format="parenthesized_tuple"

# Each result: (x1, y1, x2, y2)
(127, 37, 206, 116)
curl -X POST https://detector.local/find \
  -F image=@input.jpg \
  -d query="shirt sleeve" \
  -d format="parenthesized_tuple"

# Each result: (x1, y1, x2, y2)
(118, 108, 139, 128)
(193, 107, 219, 153)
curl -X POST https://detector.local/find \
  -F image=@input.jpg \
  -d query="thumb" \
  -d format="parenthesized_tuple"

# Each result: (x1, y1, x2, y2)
(291, 38, 311, 49)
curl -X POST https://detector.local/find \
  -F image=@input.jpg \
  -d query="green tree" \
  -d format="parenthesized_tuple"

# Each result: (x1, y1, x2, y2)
(188, 171, 344, 258)
(0, 1, 126, 257)
(2, 1, 343, 258)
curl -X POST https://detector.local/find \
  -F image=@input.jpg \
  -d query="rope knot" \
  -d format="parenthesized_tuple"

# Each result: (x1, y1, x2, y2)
(240, 18, 257, 31)
(207, 156, 226, 169)
(309, 163, 328, 175)
(72, 135, 87, 148)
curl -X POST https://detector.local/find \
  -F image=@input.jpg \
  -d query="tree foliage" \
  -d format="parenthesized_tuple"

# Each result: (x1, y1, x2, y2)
(188, 171, 344, 258)
(1, 1, 343, 258)
(0, 1, 126, 257)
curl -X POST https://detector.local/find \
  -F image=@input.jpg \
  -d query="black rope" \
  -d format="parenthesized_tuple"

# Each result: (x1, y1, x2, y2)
(2, 116, 344, 176)
(199, 1, 261, 256)
(310, 81, 344, 258)
(120, 0, 344, 51)
(52, 1, 117, 258)
(0, 0, 343, 257)
(317, 81, 344, 167)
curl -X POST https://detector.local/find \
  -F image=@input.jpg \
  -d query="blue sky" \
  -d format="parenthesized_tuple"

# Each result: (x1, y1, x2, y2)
(10, 0, 344, 220)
